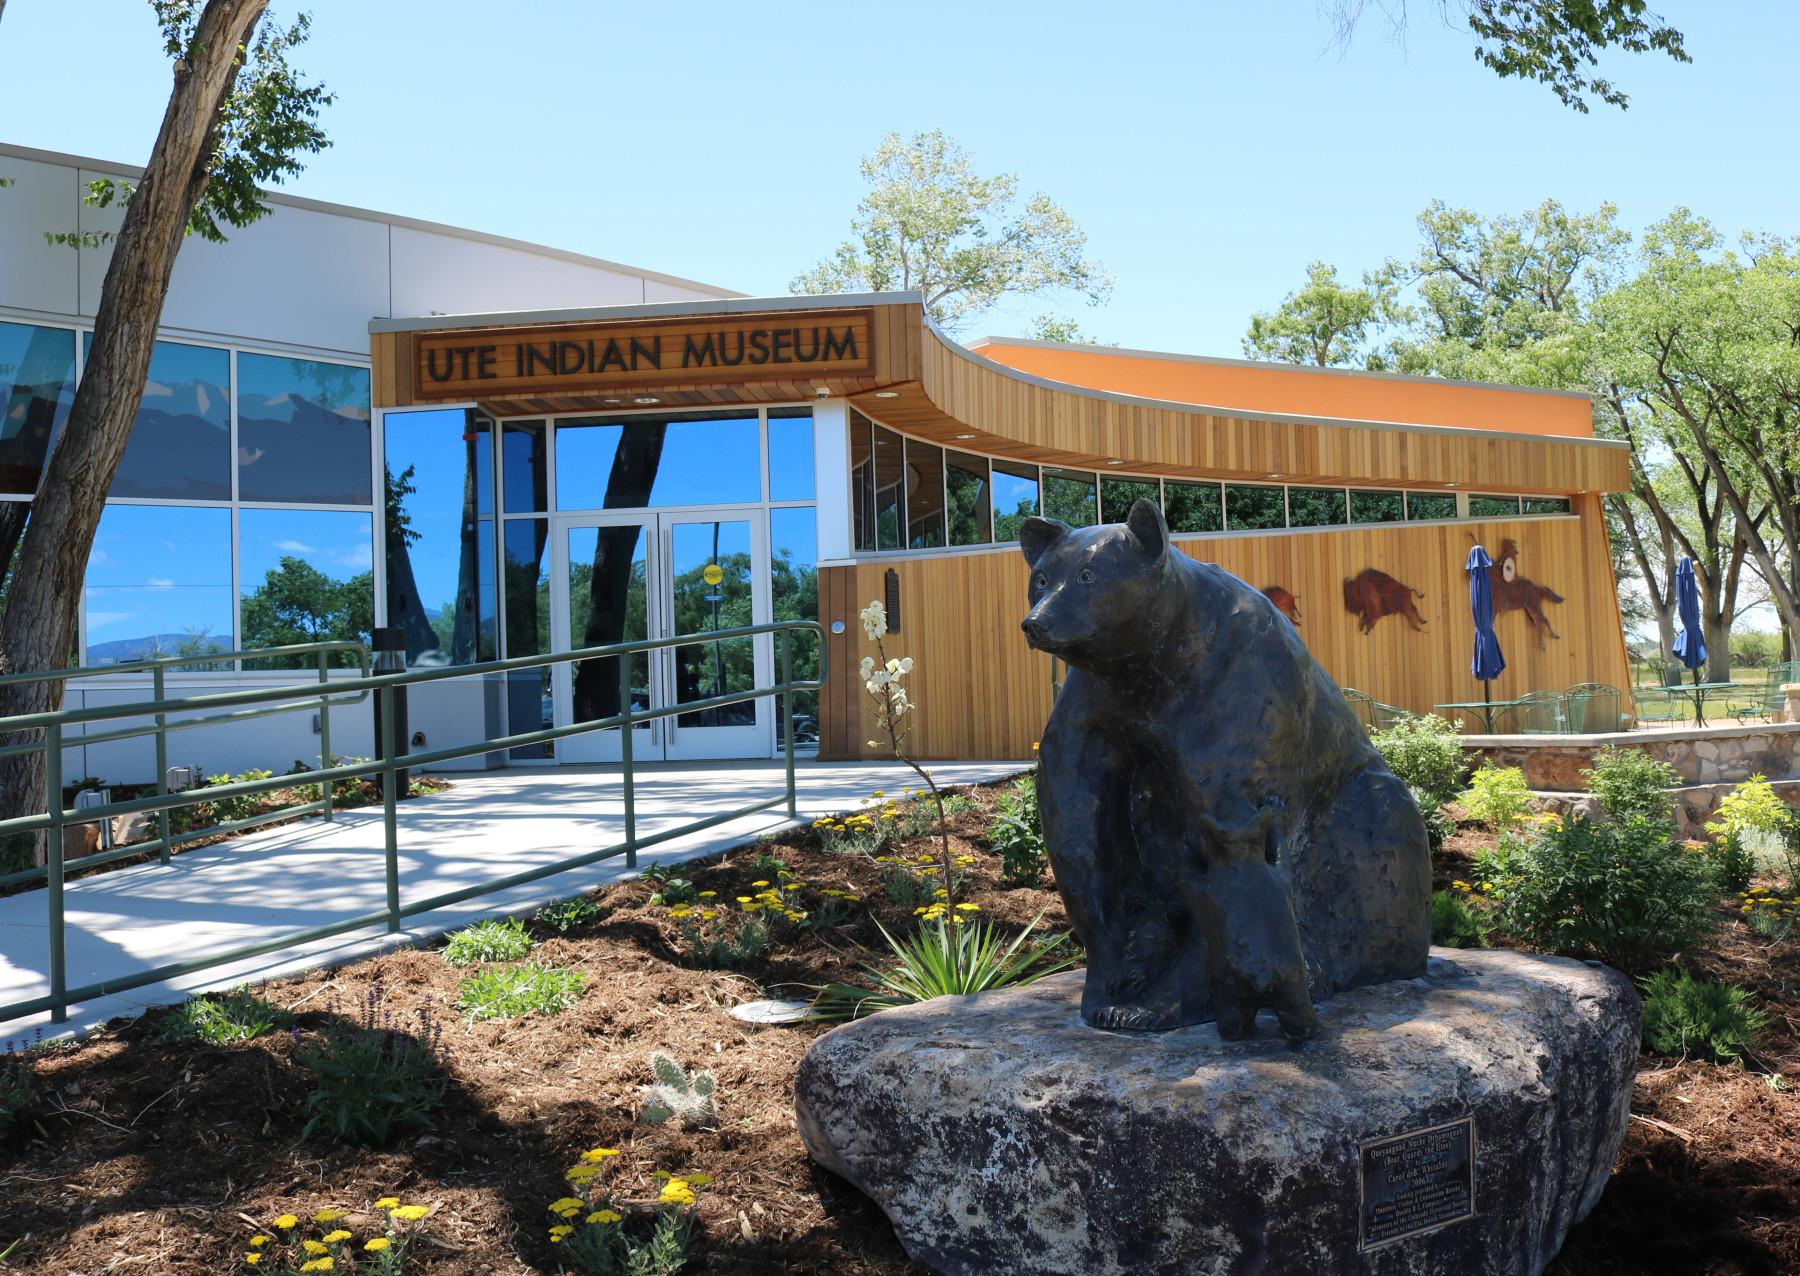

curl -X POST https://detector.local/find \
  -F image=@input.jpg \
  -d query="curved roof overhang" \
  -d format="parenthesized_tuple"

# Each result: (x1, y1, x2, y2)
(371, 292, 1630, 495)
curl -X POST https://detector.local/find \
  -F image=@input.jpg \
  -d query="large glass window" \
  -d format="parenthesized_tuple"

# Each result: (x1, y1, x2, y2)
(0, 321, 76, 495)
(1100, 477, 1159, 524)
(1287, 487, 1348, 528)
(108, 339, 231, 500)
(84, 505, 232, 663)
(556, 412, 760, 510)
(768, 408, 815, 503)
(382, 407, 496, 667)
(1406, 492, 1457, 520)
(945, 452, 991, 546)
(872, 425, 903, 550)
(1043, 468, 1098, 526)
(237, 353, 371, 505)
(904, 438, 946, 549)
(1350, 490, 1404, 524)
(238, 508, 373, 666)
(503, 517, 552, 757)
(771, 506, 819, 748)
(1469, 494, 1522, 518)
(992, 461, 1039, 542)
(1523, 496, 1572, 515)
(1225, 484, 1285, 530)
(1164, 480, 1222, 533)
(850, 409, 875, 554)
(501, 420, 548, 514)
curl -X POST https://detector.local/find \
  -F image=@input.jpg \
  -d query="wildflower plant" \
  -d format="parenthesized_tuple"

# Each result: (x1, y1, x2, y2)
(456, 963, 588, 1020)
(0, 1045, 33, 1135)
(538, 896, 605, 933)
(159, 983, 292, 1045)
(243, 1198, 430, 1272)
(440, 917, 533, 966)
(638, 1051, 718, 1130)
(1459, 765, 1532, 833)
(1430, 888, 1490, 948)
(296, 983, 448, 1148)
(988, 775, 1048, 886)
(548, 1148, 708, 1275)
(1736, 887, 1798, 939)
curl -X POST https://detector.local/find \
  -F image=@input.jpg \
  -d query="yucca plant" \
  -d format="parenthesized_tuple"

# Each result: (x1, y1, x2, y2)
(811, 912, 1078, 1020)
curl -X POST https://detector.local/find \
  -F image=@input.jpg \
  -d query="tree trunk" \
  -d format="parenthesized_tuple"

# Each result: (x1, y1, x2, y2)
(572, 424, 665, 722)
(450, 424, 481, 663)
(0, 0, 270, 862)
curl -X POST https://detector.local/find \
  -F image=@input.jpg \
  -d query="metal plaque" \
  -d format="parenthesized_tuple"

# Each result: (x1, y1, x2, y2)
(1358, 1118, 1476, 1250)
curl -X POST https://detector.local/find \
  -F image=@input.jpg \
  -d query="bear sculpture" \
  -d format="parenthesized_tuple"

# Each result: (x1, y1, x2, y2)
(1019, 500, 1431, 1041)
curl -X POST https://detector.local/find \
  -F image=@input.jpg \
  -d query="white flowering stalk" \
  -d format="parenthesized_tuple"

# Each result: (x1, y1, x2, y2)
(858, 600, 955, 892)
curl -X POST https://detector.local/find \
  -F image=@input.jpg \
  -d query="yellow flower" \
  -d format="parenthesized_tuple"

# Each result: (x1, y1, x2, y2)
(685, 1172, 713, 1186)
(273, 1215, 299, 1231)
(549, 1197, 585, 1215)
(364, 1238, 391, 1252)
(588, 1209, 622, 1224)
(299, 1260, 334, 1274)
(955, 903, 980, 912)
(549, 1225, 574, 1241)
(1451, 880, 1471, 892)
(659, 1178, 697, 1207)
(752, 880, 770, 887)
(313, 1208, 346, 1223)
(698, 891, 716, 899)
(245, 1258, 262, 1268)
(374, 1197, 401, 1210)
(303, 1240, 329, 1255)
(565, 1164, 599, 1182)
(249, 1237, 271, 1249)
(322, 1230, 352, 1244)
(389, 1204, 430, 1222)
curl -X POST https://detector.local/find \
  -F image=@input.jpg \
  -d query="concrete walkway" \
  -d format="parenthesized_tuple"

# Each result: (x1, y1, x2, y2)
(0, 760, 1027, 1039)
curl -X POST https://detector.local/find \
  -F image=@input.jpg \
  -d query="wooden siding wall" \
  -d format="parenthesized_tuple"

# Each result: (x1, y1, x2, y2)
(818, 497, 1632, 761)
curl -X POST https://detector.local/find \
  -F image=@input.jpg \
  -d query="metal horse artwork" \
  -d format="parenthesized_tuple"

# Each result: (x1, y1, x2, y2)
(1488, 538, 1564, 649)
(1018, 501, 1431, 1043)
(1343, 567, 1428, 634)
(1260, 585, 1301, 627)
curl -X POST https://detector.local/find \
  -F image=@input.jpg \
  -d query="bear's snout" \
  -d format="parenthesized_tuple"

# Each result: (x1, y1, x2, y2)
(1021, 615, 1047, 646)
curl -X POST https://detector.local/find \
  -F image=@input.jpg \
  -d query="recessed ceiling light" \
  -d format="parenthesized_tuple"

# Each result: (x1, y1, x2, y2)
(633, 396, 659, 405)
(1446, 482, 1459, 488)
(1105, 459, 1126, 466)
(954, 433, 977, 440)
(1266, 472, 1284, 479)
(603, 398, 621, 405)
(873, 390, 901, 398)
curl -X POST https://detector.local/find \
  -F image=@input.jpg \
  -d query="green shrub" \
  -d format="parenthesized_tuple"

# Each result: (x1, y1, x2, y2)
(1702, 832, 1757, 895)
(537, 896, 605, 933)
(1744, 900, 1794, 940)
(457, 963, 587, 1020)
(675, 911, 770, 970)
(647, 877, 698, 907)
(1430, 890, 1490, 948)
(1370, 714, 1467, 803)
(1474, 816, 1718, 970)
(989, 776, 1048, 887)
(750, 851, 789, 879)
(441, 917, 533, 966)
(1412, 786, 1454, 856)
(1584, 747, 1678, 827)
(1706, 774, 1793, 842)
(812, 913, 1079, 1019)
(202, 768, 275, 824)
(940, 793, 977, 818)
(297, 985, 447, 1147)
(159, 984, 292, 1045)
(1640, 968, 1769, 1065)
(1460, 765, 1533, 833)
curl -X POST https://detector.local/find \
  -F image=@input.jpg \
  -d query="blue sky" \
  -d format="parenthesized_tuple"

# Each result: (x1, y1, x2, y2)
(1, 1, 1793, 354)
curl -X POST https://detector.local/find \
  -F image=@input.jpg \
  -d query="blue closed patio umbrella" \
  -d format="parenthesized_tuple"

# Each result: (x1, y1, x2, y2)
(1466, 546, 1506, 730)
(1673, 556, 1708, 724)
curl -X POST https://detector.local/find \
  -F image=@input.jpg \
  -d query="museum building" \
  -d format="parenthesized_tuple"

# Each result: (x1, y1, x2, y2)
(0, 141, 1633, 775)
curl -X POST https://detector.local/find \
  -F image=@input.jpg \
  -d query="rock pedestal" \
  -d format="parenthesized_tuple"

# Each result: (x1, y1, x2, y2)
(796, 950, 1639, 1276)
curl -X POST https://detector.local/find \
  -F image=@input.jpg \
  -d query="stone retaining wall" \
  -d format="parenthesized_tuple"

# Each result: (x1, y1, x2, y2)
(1465, 722, 1800, 791)
(1530, 779, 1800, 841)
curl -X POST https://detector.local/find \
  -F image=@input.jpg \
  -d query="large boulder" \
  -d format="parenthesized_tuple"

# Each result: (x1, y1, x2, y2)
(796, 951, 1639, 1276)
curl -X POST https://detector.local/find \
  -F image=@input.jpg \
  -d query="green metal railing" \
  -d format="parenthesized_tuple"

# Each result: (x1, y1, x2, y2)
(0, 640, 371, 889)
(0, 621, 825, 1026)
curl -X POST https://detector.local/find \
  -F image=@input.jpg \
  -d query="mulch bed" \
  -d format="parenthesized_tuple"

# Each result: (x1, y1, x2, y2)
(0, 782, 1794, 1274)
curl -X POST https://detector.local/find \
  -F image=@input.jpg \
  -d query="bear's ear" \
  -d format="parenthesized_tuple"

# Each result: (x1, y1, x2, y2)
(1125, 499, 1168, 558)
(1019, 516, 1071, 568)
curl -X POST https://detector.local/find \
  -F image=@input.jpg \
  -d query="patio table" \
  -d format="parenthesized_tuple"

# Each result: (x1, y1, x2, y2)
(1666, 680, 1742, 728)
(1434, 697, 1527, 734)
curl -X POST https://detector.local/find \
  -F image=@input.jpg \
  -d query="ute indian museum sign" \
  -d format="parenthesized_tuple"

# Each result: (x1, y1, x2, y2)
(412, 308, 874, 398)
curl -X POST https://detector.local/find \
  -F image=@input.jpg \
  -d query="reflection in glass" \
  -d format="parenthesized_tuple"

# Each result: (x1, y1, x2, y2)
(905, 438, 946, 549)
(1351, 490, 1404, 524)
(109, 338, 230, 500)
(1469, 494, 1521, 518)
(945, 452, 991, 546)
(1523, 497, 1571, 515)
(84, 505, 232, 664)
(771, 507, 819, 750)
(238, 508, 373, 667)
(1164, 481, 1222, 533)
(1287, 487, 1347, 527)
(555, 413, 759, 510)
(872, 426, 903, 550)
(768, 408, 815, 502)
(501, 420, 548, 513)
(382, 407, 496, 667)
(1100, 478, 1158, 523)
(567, 523, 650, 730)
(1043, 469, 1098, 526)
(992, 461, 1039, 542)
(669, 520, 755, 728)
(504, 518, 552, 757)
(1226, 485, 1285, 530)
(1406, 492, 1457, 520)
(850, 411, 875, 553)
(237, 353, 372, 504)
(0, 321, 75, 495)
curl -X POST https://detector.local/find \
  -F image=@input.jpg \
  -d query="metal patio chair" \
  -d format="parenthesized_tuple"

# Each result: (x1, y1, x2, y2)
(1563, 682, 1626, 733)
(1736, 661, 1800, 725)
(1632, 687, 1679, 728)
(1512, 690, 1567, 735)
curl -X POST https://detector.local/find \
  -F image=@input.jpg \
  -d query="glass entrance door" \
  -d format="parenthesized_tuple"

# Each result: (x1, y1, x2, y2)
(551, 510, 770, 763)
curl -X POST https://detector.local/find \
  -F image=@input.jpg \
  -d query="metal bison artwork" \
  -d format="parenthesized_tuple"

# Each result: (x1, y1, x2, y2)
(1488, 538, 1564, 649)
(1260, 585, 1301, 627)
(1342, 567, 1426, 634)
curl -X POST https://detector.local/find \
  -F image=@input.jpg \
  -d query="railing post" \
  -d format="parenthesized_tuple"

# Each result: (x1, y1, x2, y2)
(378, 684, 401, 933)
(317, 648, 334, 823)
(152, 665, 170, 866)
(46, 722, 67, 1024)
(619, 654, 636, 868)
(781, 628, 796, 820)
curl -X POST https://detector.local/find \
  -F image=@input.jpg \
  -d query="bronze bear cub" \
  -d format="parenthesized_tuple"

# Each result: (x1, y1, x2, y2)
(1019, 500, 1431, 1041)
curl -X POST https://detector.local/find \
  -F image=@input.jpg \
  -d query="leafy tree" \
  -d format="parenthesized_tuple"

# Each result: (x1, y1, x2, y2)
(793, 130, 1112, 334)
(1242, 261, 1391, 368)
(240, 556, 372, 666)
(1028, 315, 1114, 346)
(0, 0, 332, 859)
(1323, 1, 1689, 111)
